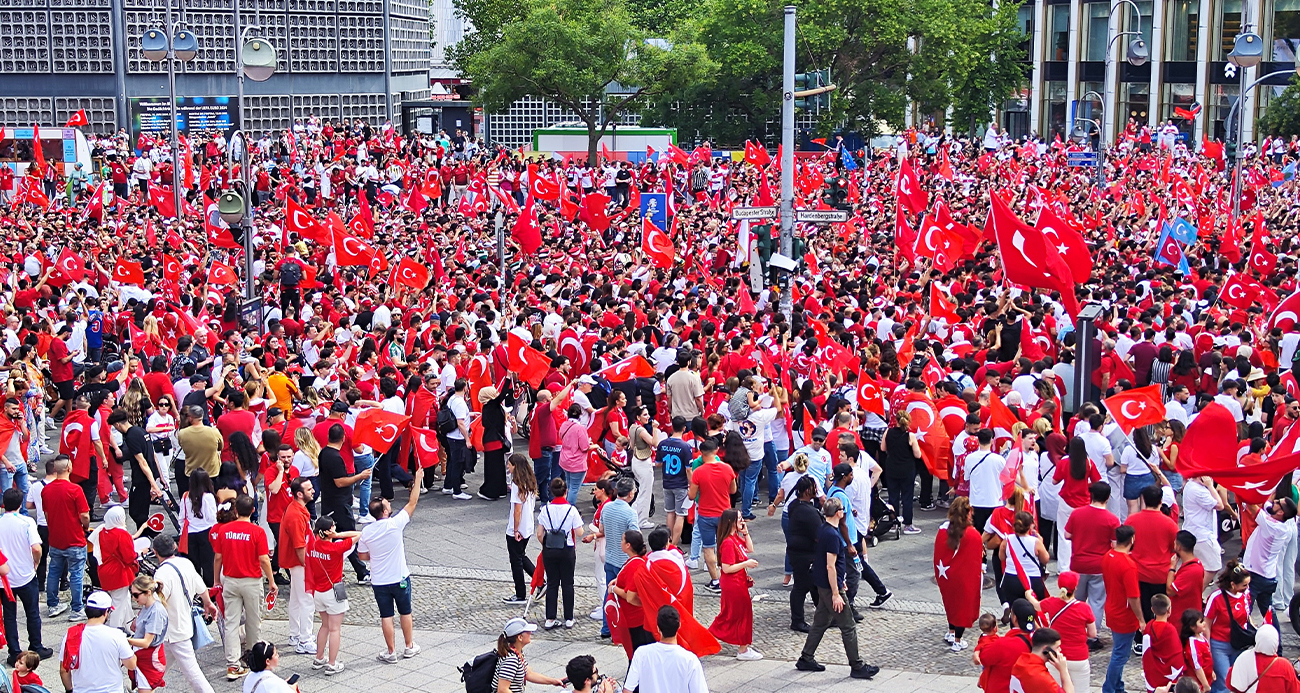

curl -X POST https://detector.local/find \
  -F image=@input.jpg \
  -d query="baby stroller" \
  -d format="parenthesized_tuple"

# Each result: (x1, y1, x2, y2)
(869, 488, 901, 545)
(0, 673, 49, 693)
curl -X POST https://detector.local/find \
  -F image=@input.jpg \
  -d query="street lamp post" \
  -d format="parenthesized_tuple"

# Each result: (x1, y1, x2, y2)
(1223, 14, 1273, 222)
(1103, 0, 1149, 137)
(1225, 66, 1300, 219)
(140, 10, 197, 230)
(1074, 90, 1106, 185)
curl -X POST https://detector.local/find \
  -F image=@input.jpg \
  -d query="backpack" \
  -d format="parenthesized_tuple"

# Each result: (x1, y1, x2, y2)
(541, 505, 575, 549)
(458, 651, 499, 693)
(436, 405, 458, 435)
(279, 260, 303, 287)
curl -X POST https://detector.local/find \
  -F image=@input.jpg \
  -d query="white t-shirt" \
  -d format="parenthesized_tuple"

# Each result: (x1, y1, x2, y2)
(358, 508, 411, 585)
(155, 557, 207, 643)
(1243, 510, 1292, 579)
(1121, 446, 1154, 477)
(1003, 534, 1043, 577)
(1082, 430, 1114, 468)
(1181, 480, 1219, 542)
(446, 395, 469, 440)
(24, 478, 47, 527)
(0, 511, 40, 587)
(965, 450, 1007, 508)
(624, 642, 709, 693)
(60, 623, 133, 693)
(507, 482, 536, 537)
(242, 671, 295, 693)
(181, 492, 218, 533)
(1213, 394, 1244, 423)
(536, 502, 583, 547)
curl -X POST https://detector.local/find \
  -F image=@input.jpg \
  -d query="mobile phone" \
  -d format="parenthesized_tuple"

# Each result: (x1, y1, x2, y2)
(286, 674, 300, 685)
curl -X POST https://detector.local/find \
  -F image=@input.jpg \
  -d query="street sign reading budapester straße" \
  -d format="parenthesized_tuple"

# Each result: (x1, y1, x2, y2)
(730, 206, 779, 221)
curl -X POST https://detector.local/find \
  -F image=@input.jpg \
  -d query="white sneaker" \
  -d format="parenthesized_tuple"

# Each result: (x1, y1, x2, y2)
(421, 487, 431, 495)
(950, 640, 968, 652)
(401, 644, 420, 658)
(564, 620, 574, 629)
(944, 632, 956, 645)
(589, 609, 603, 621)
(294, 641, 317, 655)
(737, 648, 763, 661)
(684, 559, 699, 570)
(67, 610, 86, 623)
(452, 493, 472, 500)
(311, 657, 327, 670)
(357, 514, 376, 524)
(324, 662, 346, 675)
(639, 520, 656, 529)
(440, 488, 454, 495)
(48, 603, 69, 618)
(376, 651, 399, 664)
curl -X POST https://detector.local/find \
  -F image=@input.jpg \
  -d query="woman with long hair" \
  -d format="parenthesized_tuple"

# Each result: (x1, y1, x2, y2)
(599, 390, 629, 457)
(983, 486, 1031, 616)
(240, 642, 295, 693)
(1206, 560, 1253, 693)
(293, 427, 321, 517)
(934, 496, 983, 651)
(998, 510, 1050, 604)
(1158, 420, 1186, 494)
(709, 509, 761, 660)
(227, 431, 260, 509)
(1151, 345, 1175, 394)
(493, 617, 564, 691)
(626, 406, 657, 525)
(503, 453, 539, 605)
(881, 409, 924, 535)
(1038, 571, 1098, 691)
(1170, 350, 1201, 395)
(146, 394, 179, 492)
(1053, 436, 1101, 572)
(477, 384, 516, 501)
(1181, 609, 1214, 692)
(121, 377, 153, 427)
(606, 529, 655, 658)
(183, 469, 218, 585)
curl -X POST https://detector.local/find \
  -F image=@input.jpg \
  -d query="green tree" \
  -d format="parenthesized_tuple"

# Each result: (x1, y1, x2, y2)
(1261, 75, 1300, 138)
(462, 0, 713, 163)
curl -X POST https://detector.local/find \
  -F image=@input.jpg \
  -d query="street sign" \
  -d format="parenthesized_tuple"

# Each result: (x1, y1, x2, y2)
(731, 206, 778, 221)
(795, 209, 850, 224)
(1067, 152, 1099, 167)
(240, 298, 264, 334)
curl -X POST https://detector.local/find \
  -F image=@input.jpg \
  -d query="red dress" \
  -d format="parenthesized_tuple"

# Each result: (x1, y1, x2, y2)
(708, 534, 753, 646)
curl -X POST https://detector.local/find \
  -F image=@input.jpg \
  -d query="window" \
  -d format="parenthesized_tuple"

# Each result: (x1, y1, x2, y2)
(1130, 1, 1154, 50)
(1081, 2, 1110, 60)
(1122, 83, 1151, 126)
(1077, 81, 1104, 121)
(1161, 83, 1196, 134)
(1166, 0, 1200, 61)
(1042, 81, 1068, 139)
(1210, 83, 1239, 140)
(1217, 0, 1242, 60)
(1048, 5, 1071, 61)
(1273, 0, 1300, 59)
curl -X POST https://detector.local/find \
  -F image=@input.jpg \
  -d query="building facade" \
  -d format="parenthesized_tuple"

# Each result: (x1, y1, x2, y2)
(0, 0, 432, 136)
(1014, 0, 1299, 145)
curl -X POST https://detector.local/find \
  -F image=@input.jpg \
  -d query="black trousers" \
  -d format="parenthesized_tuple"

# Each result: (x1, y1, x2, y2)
(269, 522, 281, 574)
(541, 546, 575, 621)
(35, 525, 49, 592)
(1139, 581, 1167, 622)
(789, 551, 821, 626)
(173, 457, 189, 498)
(128, 481, 151, 529)
(329, 505, 368, 580)
(186, 529, 215, 587)
(480, 449, 507, 500)
(1, 580, 44, 657)
(377, 444, 399, 501)
(78, 462, 99, 516)
(443, 438, 467, 493)
(505, 534, 536, 600)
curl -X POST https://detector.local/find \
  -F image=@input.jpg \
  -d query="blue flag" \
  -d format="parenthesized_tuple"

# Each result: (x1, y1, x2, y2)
(1154, 223, 1190, 274)
(1277, 161, 1297, 187)
(841, 147, 858, 171)
(1167, 217, 1198, 244)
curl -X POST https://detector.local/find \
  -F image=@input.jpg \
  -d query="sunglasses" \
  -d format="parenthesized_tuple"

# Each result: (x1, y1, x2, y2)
(131, 591, 146, 598)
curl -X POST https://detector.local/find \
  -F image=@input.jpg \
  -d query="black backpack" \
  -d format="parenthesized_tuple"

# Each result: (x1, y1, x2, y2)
(279, 260, 303, 287)
(458, 651, 499, 693)
(436, 404, 458, 435)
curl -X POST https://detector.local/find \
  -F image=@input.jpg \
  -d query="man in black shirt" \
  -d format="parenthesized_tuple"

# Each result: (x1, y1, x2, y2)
(107, 408, 162, 529)
(318, 423, 372, 583)
(795, 498, 880, 680)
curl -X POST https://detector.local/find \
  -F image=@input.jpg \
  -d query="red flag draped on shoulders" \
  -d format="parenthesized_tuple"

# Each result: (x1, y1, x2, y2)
(60, 409, 96, 483)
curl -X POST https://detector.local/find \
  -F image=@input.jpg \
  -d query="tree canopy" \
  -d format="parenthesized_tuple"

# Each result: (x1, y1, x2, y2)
(1261, 76, 1300, 138)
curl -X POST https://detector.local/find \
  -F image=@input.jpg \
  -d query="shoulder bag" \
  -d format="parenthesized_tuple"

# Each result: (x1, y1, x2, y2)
(162, 561, 214, 650)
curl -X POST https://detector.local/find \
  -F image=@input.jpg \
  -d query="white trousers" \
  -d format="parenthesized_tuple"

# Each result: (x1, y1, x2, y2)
(631, 457, 654, 524)
(288, 566, 315, 642)
(165, 638, 216, 693)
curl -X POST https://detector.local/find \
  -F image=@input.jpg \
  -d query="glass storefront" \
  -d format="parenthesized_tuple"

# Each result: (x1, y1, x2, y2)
(1161, 83, 1196, 134)
(1122, 82, 1152, 126)
(1216, 0, 1242, 60)
(1043, 81, 1069, 139)
(1273, 0, 1300, 60)
(1211, 83, 1240, 140)
(1166, 0, 1200, 61)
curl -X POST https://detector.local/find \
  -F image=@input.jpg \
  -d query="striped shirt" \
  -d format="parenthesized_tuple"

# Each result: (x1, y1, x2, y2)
(495, 652, 527, 693)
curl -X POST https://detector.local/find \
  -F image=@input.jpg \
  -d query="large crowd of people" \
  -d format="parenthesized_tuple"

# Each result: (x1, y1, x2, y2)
(0, 112, 1298, 693)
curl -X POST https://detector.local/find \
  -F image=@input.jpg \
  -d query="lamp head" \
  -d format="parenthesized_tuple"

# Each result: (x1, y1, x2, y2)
(1126, 38, 1149, 66)
(242, 39, 277, 82)
(1228, 32, 1264, 68)
(141, 29, 169, 62)
(218, 192, 245, 226)
(172, 29, 198, 62)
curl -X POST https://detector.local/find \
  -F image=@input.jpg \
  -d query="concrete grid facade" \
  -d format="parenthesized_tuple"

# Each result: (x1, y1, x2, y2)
(0, 0, 433, 136)
(1010, 0, 1300, 145)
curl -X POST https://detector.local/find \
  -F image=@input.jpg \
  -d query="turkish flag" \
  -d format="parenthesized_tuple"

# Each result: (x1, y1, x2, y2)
(31, 124, 44, 171)
(1182, 451, 1300, 504)
(161, 254, 182, 283)
(347, 212, 372, 239)
(903, 392, 949, 481)
(1269, 289, 1300, 332)
(641, 217, 674, 268)
(353, 408, 411, 455)
(990, 194, 1079, 316)
(599, 354, 656, 383)
(490, 185, 522, 215)
(929, 284, 959, 322)
(664, 144, 691, 166)
(112, 258, 144, 286)
(208, 262, 237, 286)
(285, 198, 326, 242)
(744, 140, 771, 167)
(391, 257, 429, 291)
(65, 109, 88, 128)
(1175, 403, 1240, 475)
(527, 165, 561, 201)
(736, 287, 756, 315)
(579, 192, 611, 232)
(934, 522, 982, 626)
(756, 170, 775, 207)
(916, 200, 965, 272)
(404, 185, 427, 215)
(332, 228, 375, 266)
(1250, 246, 1277, 277)
(80, 181, 105, 223)
(895, 206, 917, 264)
(986, 392, 1019, 449)
(856, 372, 886, 417)
(512, 196, 542, 255)
(1103, 385, 1165, 435)
(506, 332, 551, 389)
(896, 157, 928, 215)
(1035, 204, 1093, 284)
(1220, 274, 1260, 310)
(54, 249, 85, 283)
(150, 186, 176, 218)
(205, 201, 240, 249)
(409, 426, 441, 468)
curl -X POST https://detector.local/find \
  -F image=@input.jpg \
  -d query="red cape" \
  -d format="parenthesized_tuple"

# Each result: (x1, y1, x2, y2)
(934, 522, 983, 628)
(638, 552, 717, 658)
(59, 410, 94, 483)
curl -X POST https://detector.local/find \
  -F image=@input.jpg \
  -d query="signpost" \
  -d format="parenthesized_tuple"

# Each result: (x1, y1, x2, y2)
(1067, 152, 1099, 168)
(795, 209, 849, 224)
(731, 206, 778, 221)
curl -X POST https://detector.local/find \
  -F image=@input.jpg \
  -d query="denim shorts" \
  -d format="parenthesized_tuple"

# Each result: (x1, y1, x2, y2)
(372, 577, 413, 619)
(1123, 473, 1156, 500)
(696, 514, 720, 548)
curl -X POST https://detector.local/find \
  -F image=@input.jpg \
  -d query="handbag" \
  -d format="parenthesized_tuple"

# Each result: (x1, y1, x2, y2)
(313, 539, 348, 601)
(163, 562, 213, 650)
(1223, 590, 1258, 650)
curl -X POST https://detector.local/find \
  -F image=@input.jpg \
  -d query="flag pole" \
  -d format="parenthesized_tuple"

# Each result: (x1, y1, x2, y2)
(778, 6, 796, 324)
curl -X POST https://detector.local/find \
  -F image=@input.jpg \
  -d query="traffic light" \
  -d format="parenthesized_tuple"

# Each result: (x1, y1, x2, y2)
(827, 175, 849, 209)
(794, 69, 831, 112)
(755, 224, 773, 267)
(1225, 138, 1238, 163)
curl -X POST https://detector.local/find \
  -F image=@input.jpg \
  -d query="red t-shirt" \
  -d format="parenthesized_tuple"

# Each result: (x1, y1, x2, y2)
(1054, 460, 1101, 509)
(692, 461, 736, 517)
(212, 519, 269, 579)
(42, 479, 89, 549)
(312, 419, 355, 473)
(1010, 652, 1063, 693)
(262, 463, 299, 524)
(615, 556, 648, 628)
(1039, 596, 1095, 661)
(48, 339, 73, 383)
(215, 410, 257, 462)
(1102, 550, 1142, 633)
(278, 501, 311, 569)
(1125, 509, 1180, 583)
(1205, 589, 1251, 642)
(1064, 505, 1120, 574)
(1168, 558, 1206, 625)
(980, 628, 1032, 693)
(305, 536, 353, 593)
